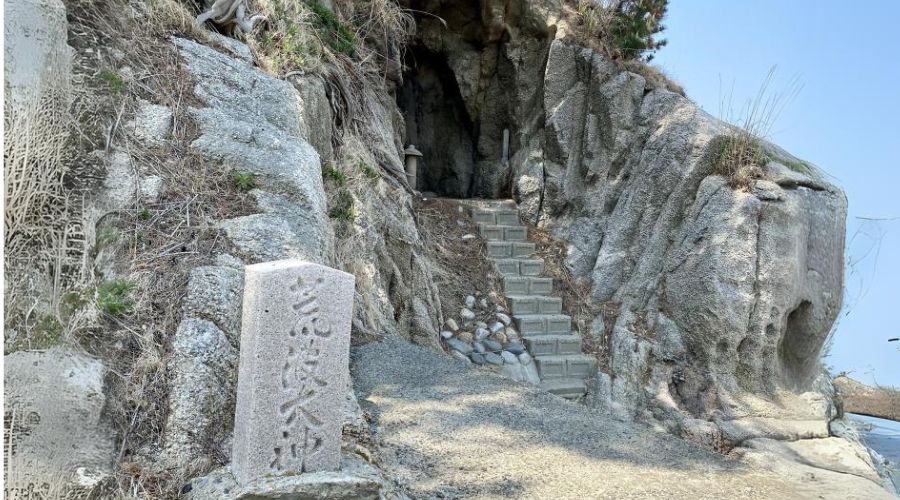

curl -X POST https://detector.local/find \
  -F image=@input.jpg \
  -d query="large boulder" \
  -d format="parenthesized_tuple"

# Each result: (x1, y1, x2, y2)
(4, 348, 116, 494)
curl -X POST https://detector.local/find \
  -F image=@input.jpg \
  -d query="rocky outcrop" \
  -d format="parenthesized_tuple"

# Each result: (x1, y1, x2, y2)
(400, 2, 846, 421)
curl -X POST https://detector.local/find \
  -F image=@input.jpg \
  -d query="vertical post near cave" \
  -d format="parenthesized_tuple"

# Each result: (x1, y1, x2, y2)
(232, 260, 355, 484)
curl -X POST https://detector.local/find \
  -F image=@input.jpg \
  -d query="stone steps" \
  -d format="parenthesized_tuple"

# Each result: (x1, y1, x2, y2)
(513, 313, 572, 336)
(471, 205, 596, 400)
(486, 241, 535, 258)
(478, 224, 528, 241)
(533, 354, 597, 379)
(523, 334, 583, 356)
(502, 276, 553, 296)
(506, 295, 563, 315)
(539, 378, 587, 398)
(494, 258, 544, 276)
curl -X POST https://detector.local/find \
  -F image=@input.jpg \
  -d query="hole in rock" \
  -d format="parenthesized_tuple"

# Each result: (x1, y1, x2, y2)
(778, 300, 820, 389)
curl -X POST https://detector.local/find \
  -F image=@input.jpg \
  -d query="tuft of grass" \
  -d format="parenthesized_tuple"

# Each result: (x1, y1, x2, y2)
(322, 164, 347, 186)
(95, 225, 119, 250)
(308, 0, 356, 56)
(328, 189, 355, 221)
(358, 159, 379, 179)
(100, 69, 126, 94)
(139, 207, 152, 220)
(97, 279, 135, 316)
(232, 171, 257, 192)
(707, 134, 769, 190)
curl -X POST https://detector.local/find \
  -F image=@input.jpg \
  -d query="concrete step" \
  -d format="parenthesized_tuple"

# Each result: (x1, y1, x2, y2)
(472, 208, 520, 226)
(478, 224, 528, 242)
(523, 334, 583, 356)
(534, 354, 597, 379)
(507, 295, 562, 315)
(494, 258, 544, 277)
(487, 241, 535, 259)
(503, 276, 553, 296)
(540, 378, 587, 399)
(513, 314, 571, 336)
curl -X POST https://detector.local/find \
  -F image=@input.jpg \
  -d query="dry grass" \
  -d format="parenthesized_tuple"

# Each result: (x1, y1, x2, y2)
(528, 226, 610, 371)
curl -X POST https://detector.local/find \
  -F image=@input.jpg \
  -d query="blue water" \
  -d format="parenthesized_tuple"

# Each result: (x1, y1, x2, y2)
(850, 413, 900, 491)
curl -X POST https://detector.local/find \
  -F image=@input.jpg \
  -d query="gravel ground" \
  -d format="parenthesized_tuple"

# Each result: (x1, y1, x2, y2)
(351, 338, 848, 500)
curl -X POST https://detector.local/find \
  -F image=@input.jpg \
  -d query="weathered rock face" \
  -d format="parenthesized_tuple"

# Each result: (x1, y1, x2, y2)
(401, 1, 846, 419)
(525, 40, 846, 418)
(4, 348, 117, 494)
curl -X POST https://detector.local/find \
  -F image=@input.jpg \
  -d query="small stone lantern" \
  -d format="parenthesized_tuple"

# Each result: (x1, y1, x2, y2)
(403, 145, 423, 191)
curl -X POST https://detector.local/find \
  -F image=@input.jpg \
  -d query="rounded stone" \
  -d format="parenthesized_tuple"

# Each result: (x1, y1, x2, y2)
(456, 331, 474, 343)
(470, 353, 486, 365)
(475, 321, 488, 329)
(440, 331, 453, 340)
(496, 313, 512, 326)
(479, 298, 489, 310)
(445, 319, 459, 332)
(475, 328, 490, 341)
(451, 350, 472, 364)
(465, 295, 476, 308)
(490, 322, 505, 333)
(518, 352, 533, 365)
(473, 341, 486, 354)
(483, 339, 503, 352)
(446, 338, 472, 354)
(460, 308, 476, 321)
(504, 342, 526, 355)
(505, 326, 519, 339)
(501, 351, 519, 364)
(491, 332, 509, 344)
(484, 352, 503, 365)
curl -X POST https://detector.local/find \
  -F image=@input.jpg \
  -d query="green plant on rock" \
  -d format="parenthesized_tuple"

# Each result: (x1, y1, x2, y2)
(232, 171, 257, 192)
(358, 160, 379, 179)
(307, 0, 356, 56)
(322, 164, 347, 186)
(328, 189, 355, 221)
(100, 69, 126, 94)
(708, 134, 769, 190)
(97, 279, 135, 316)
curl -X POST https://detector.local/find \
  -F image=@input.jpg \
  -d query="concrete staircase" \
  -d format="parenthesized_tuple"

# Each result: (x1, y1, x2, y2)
(472, 203, 597, 399)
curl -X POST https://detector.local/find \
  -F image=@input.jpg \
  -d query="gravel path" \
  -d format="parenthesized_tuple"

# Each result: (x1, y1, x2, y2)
(352, 338, 883, 499)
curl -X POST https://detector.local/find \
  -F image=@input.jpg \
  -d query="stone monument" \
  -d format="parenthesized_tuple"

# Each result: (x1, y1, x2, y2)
(232, 259, 355, 484)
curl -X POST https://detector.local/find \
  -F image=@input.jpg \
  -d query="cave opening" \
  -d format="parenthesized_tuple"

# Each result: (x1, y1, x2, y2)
(778, 300, 821, 389)
(397, 46, 478, 198)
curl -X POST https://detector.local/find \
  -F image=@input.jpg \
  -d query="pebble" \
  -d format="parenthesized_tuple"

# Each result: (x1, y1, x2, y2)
(461, 234, 476, 241)
(505, 326, 519, 339)
(501, 351, 519, 364)
(483, 339, 503, 352)
(446, 338, 472, 354)
(470, 353, 486, 365)
(504, 342, 526, 355)
(480, 298, 489, 310)
(475, 321, 488, 329)
(490, 322, 505, 333)
(456, 331, 474, 343)
(445, 319, 459, 332)
(496, 305, 507, 313)
(440, 331, 454, 339)
(465, 295, 476, 308)
(518, 352, 533, 365)
(475, 328, 490, 340)
(460, 308, 476, 321)
(496, 313, 512, 326)
(491, 332, 508, 344)
(452, 350, 472, 364)
(484, 352, 503, 365)
(473, 341, 486, 354)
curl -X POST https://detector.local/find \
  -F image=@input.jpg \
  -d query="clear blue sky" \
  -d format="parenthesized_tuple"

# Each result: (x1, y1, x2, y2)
(654, 1, 900, 387)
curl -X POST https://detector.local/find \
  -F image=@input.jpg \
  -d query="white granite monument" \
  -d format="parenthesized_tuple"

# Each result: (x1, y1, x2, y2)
(232, 259, 355, 484)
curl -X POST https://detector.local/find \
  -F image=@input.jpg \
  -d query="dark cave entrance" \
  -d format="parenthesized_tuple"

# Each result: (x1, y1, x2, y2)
(397, 47, 478, 198)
